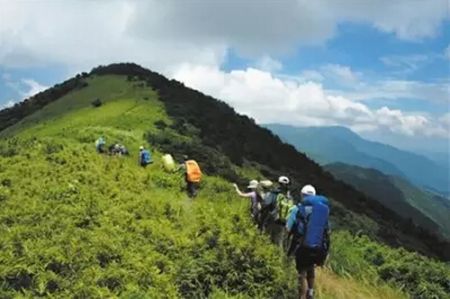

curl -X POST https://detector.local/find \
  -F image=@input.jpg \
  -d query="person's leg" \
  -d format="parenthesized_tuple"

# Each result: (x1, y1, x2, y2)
(187, 181, 195, 198)
(306, 266, 315, 298)
(271, 223, 283, 247)
(191, 183, 197, 197)
(278, 224, 287, 249)
(298, 272, 307, 299)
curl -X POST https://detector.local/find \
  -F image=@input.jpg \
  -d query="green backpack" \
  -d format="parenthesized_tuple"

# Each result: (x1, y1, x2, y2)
(276, 193, 294, 223)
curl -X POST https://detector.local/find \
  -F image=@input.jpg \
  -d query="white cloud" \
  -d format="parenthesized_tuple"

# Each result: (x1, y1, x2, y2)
(298, 70, 325, 82)
(255, 56, 283, 72)
(292, 64, 449, 105)
(0, 100, 16, 109)
(172, 64, 449, 138)
(21, 79, 48, 98)
(0, 0, 447, 71)
(344, 80, 450, 105)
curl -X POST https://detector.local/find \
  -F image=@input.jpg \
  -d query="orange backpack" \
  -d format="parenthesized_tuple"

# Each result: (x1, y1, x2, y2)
(186, 160, 202, 183)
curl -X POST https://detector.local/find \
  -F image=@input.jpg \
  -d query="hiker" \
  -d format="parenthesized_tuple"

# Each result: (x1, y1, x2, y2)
(286, 184, 330, 299)
(180, 155, 202, 198)
(260, 176, 294, 248)
(108, 143, 121, 155)
(233, 180, 262, 222)
(119, 144, 129, 156)
(257, 180, 273, 230)
(139, 146, 153, 167)
(95, 136, 106, 153)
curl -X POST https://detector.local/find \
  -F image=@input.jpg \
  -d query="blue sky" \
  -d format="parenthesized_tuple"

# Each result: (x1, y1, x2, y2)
(0, 0, 449, 154)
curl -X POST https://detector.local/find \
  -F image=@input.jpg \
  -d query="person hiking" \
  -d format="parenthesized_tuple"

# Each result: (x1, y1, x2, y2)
(95, 136, 106, 153)
(260, 176, 294, 248)
(119, 144, 129, 156)
(286, 184, 330, 299)
(233, 180, 262, 223)
(180, 155, 202, 198)
(257, 180, 273, 231)
(139, 146, 152, 167)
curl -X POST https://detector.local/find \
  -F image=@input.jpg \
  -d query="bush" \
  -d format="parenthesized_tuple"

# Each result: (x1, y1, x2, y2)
(91, 98, 102, 108)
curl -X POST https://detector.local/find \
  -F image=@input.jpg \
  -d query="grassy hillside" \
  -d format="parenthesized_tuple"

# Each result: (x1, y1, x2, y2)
(325, 163, 450, 239)
(0, 67, 449, 298)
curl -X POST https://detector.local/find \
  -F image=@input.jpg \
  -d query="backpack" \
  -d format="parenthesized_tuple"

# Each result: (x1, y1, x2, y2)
(295, 195, 330, 250)
(276, 193, 294, 222)
(261, 191, 293, 223)
(262, 190, 279, 209)
(162, 154, 176, 172)
(186, 160, 202, 183)
(95, 138, 105, 149)
(141, 150, 152, 164)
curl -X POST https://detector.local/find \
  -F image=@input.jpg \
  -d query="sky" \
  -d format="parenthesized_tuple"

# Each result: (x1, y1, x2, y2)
(0, 0, 449, 155)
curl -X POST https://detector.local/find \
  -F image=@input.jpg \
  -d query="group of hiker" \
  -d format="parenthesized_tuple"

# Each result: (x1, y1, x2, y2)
(95, 136, 325, 298)
(95, 136, 202, 198)
(234, 177, 330, 299)
(95, 136, 129, 156)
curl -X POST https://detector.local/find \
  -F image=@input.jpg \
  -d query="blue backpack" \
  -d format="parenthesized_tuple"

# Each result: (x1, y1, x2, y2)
(141, 150, 152, 164)
(296, 195, 330, 249)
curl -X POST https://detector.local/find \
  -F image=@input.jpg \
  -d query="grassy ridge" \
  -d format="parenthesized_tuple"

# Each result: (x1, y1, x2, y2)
(0, 73, 447, 298)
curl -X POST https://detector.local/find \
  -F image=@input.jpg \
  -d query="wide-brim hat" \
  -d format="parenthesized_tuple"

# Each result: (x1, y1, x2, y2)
(247, 180, 259, 189)
(259, 180, 273, 188)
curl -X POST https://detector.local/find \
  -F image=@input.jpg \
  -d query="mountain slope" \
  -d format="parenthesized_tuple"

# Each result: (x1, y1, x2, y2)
(265, 124, 449, 195)
(325, 163, 450, 239)
(0, 63, 449, 298)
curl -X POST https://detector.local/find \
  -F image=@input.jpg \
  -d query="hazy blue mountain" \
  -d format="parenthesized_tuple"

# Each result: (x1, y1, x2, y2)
(265, 124, 450, 195)
(325, 163, 450, 239)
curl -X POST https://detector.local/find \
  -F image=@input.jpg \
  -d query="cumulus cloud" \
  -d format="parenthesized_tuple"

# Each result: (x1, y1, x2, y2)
(345, 79, 450, 105)
(255, 56, 283, 72)
(21, 79, 48, 98)
(0, 100, 16, 109)
(297, 64, 449, 105)
(0, 0, 447, 71)
(172, 64, 449, 138)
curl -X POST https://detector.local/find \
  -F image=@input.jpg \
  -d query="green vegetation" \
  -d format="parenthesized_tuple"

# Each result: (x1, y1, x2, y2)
(325, 163, 450, 239)
(0, 67, 449, 298)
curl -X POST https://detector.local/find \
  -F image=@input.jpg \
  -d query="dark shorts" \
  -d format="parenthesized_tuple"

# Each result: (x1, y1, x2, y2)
(295, 247, 326, 273)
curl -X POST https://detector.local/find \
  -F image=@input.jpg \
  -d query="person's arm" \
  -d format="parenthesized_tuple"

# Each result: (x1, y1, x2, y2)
(232, 184, 253, 198)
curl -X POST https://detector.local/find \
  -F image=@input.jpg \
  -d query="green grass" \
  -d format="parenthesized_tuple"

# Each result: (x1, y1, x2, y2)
(0, 74, 435, 298)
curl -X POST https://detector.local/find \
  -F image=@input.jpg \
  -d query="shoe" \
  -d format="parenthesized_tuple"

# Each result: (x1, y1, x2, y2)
(306, 289, 314, 299)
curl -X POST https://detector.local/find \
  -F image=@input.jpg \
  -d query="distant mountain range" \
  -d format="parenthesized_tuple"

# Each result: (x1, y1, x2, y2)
(325, 163, 450, 239)
(265, 124, 450, 196)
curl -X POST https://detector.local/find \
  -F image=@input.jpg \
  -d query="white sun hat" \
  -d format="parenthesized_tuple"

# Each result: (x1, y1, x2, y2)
(247, 180, 259, 189)
(259, 180, 273, 188)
